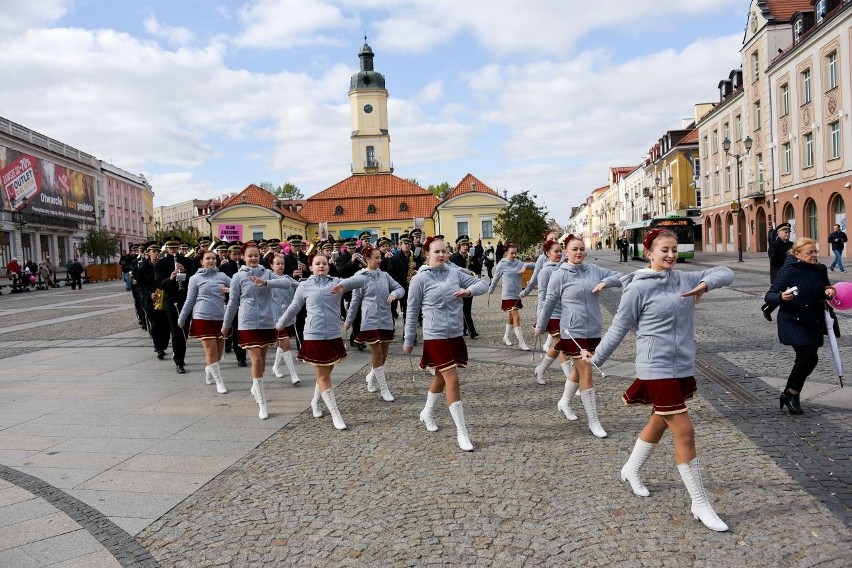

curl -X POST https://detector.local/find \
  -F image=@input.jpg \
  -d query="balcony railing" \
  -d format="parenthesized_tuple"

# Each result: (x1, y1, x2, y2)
(744, 180, 768, 198)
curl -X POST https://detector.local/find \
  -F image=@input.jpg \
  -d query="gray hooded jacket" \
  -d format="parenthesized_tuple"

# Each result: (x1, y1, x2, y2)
(488, 258, 536, 299)
(222, 266, 296, 331)
(592, 266, 734, 379)
(178, 268, 231, 327)
(277, 274, 366, 340)
(345, 269, 405, 331)
(536, 262, 624, 338)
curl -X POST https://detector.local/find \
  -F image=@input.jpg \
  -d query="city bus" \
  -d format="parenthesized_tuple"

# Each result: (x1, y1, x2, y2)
(625, 216, 695, 262)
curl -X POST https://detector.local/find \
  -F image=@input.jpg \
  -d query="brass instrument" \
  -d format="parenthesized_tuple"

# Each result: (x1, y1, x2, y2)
(406, 252, 416, 282)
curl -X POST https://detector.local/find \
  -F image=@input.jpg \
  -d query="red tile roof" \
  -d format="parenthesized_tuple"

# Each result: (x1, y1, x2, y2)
(442, 173, 502, 201)
(220, 184, 306, 222)
(680, 128, 699, 144)
(299, 174, 439, 223)
(764, 0, 812, 22)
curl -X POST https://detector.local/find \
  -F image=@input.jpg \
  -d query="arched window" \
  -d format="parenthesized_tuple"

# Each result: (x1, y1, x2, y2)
(715, 214, 723, 246)
(367, 204, 376, 214)
(832, 194, 846, 230)
(334, 205, 344, 215)
(706, 217, 713, 244)
(726, 212, 735, 245)
(806, 199, 818, 240)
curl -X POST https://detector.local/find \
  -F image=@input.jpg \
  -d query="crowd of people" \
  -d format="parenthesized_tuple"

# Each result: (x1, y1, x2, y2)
(5, 256, 66, 291)
(116, 219, 850, 534)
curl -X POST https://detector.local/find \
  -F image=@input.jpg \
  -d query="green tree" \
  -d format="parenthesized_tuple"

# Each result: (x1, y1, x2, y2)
(151, 225, 201, 245)
(406, 178, 421, 187)
(427, 181, 451, 199)
(273, 182, 304, 200)
(78, 227, 123, 264)
(494, 191, 549, 256)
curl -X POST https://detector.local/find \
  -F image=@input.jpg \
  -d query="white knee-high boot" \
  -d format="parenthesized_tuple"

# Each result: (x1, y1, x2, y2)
(579, 388, 607, 437)
(557, 379, 579, 421)
(542, 334, 553, 352)
(678, 458, 729, 532)
(503, 324, 514, 346)
(271, 347, 285, 378)
(250, 378, 268, 420)
(621, 438, 656, 496)
(282, 351, 300, 385)
(373, 366, 394, 402)
(204, 364, 215, 385)
(514, 327, 530, 351)
(365, 367, 377, 392)
(321, 388, 347, 430)
(209, 362, 227, 394)
(535, 354, 556, 385)
(448, 401, 473, 452)
(419, 391, 441, 432)
(311, 384, 323, 418)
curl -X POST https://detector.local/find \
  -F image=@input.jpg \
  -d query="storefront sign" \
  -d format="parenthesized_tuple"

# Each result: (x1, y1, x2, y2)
(218, 224, 243, 241)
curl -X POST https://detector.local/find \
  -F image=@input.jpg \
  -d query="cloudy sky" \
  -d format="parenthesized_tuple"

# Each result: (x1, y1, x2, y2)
(1, 0, 747, 222)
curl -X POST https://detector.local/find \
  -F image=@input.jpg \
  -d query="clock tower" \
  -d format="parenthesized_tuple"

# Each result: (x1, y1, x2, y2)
(349, 40, 392, 175)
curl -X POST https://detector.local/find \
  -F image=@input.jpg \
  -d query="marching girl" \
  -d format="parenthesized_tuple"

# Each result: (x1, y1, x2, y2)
(404, 236, 488, 452)
(269, 254, 302, 386)
(488, 242, 536, 350)
(535, 235, 623, 437)
(344, 245, 405, 402)
(521, 230, 560, 351)
(525, 238, 563, 385)
(222, 242, 296, 420)
(177, 251, 232, 394)
(276, 253, 366, 430)
(582, 229, 734, 532)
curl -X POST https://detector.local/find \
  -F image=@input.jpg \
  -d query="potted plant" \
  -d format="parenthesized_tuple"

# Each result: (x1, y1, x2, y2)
(78, 227, 122, 281)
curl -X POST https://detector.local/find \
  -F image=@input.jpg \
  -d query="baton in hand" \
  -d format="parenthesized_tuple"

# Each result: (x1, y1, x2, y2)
(563, 328, 607, 378)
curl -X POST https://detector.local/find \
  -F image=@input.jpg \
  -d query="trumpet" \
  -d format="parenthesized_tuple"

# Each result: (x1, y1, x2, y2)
(353, 252, 367, 267)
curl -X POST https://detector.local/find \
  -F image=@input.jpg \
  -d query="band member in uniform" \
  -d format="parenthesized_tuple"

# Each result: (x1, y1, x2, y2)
(215, 240, 230, 265)
(488, 242, 535, 350)
(222, 242, 297, 420)
(136, 242, 170, 359)
(535, 234, 623, 437)
(178, 250, 231, 394)
(269, 254, 302, 386)
(387, 233, 417, 332)
(155, 236, 194, 374)
(126, 244, 147, 328)
(377, 237, 394, 272)
(404, 236, 488, 451)
(337, 238, 365, 350)
(582, 229, 734, 532)
(276, 253, 366, 430)
(261, 238, 279, 269)
(449, 235, 478, 338)
(219, 242, 247, 367)
(344, 244, 405, 401)
(283, 235, 309, 348)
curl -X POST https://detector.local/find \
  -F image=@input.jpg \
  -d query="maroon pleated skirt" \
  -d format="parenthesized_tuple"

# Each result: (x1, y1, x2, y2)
(189, 319, 226, 340)
(501, 299, 522, 311)
(239, 329, 277, 349)
(556, 336, 600, 358)
(298, 338, 347, 366)
(420, 337, 468, 372)
(356, 329, 395, 344)
(623, 377, 697, 415)
(277, 325, 296, 340)
(545, 318, 560, 337)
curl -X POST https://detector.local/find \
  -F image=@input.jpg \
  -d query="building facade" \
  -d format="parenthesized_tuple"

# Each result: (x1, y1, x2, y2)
(102, 162, 153, 250)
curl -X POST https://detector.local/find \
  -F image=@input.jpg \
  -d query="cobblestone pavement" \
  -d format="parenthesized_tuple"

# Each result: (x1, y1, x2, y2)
(2, 263, 850, 567)
(137, 255, 851, 567)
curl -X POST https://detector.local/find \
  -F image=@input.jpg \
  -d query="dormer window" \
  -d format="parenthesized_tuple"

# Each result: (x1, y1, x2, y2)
(793, 18, 803, 42)
(367, 204, 377, 214)
(399, 202, 408, 212)
(334, 205, 344, 215)
(816, 0, 827, 23)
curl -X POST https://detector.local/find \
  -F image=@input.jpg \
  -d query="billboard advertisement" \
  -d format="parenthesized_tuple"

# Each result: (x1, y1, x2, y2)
(218, 224, 243, 242)
(0, 144, 96, 223)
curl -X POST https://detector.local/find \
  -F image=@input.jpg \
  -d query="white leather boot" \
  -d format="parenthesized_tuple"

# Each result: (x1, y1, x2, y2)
(419, 391, 441, 432)
(374, 366, 394, 402)
(271, 347, 285, 378)
(448, 401, 473, 452)
(282, 351, 300, 385)
(678, 458, 729, 532)
(514, 327, 530, 351)
(579, 388, 607, 437)
(209, 362, 227, 394)
(321, 388, 347, 430)
(204, 364, 215, 385)
(557, 379, 579, 421)
(621, 438, 656, 496)
(503, 324, 514, 346)
(535, 354, 556, 385)
(311, 384, 323, 418)
(365, 367, 377, 392)
(250, 378, 268, 420)
(542, 334, 553, 352)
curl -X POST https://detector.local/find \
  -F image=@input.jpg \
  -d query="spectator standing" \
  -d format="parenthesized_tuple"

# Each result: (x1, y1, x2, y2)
(69, 258, 84, 290)
(761, 223, 793, 320)
(483, 243, 495, 279)
(828, 224, 847, 272)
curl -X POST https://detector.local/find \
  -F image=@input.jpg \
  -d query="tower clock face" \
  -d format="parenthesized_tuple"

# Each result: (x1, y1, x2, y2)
(363, 104, 373, 114)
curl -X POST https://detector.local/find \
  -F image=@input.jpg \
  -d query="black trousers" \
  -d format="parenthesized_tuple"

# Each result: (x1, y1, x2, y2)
(786, 344, 819, 392)
(142, 295, 169, 352)
(230, 314, 246, 363)
(620, 248, 629, 262)
(132, 285, 146, 325)
(462, 296, 477, 336)
(70, 274, 82, 289)
(164, 302, 187, 365)
(349, 309, 362, 345)
(295, 306, 307, 349)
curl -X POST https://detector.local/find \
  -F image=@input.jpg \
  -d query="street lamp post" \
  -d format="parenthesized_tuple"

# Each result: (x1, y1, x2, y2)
(14, 196, 28, 231)
(723, 135, 753, 263)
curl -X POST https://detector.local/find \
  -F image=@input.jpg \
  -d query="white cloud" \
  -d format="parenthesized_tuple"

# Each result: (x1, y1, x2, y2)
(146, 172, 243, 206)
(0, 0, 69, 37)
(414, 79, 443, 104)
(144, 16, 196, 46)
(234, 0, 353, 48)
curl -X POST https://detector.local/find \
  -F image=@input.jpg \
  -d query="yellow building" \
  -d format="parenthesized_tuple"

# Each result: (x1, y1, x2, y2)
(208, 185, 307, 243)
(435, 173, 507, 246)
